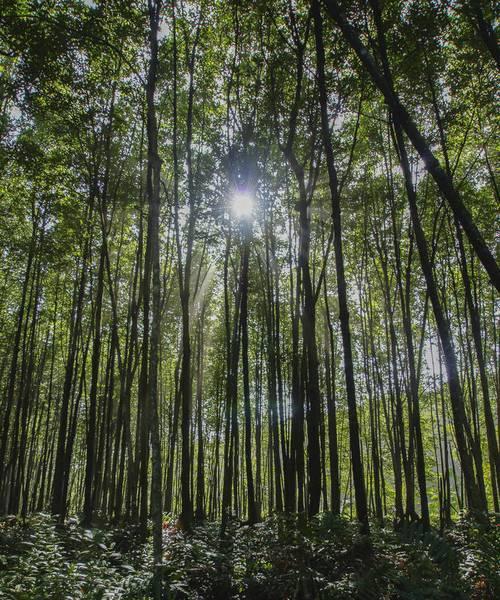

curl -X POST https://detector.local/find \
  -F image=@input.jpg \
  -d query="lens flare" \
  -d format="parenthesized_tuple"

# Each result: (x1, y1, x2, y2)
(231, 191, 253, 219)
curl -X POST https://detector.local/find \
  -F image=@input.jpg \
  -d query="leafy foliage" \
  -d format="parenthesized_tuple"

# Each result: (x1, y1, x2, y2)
(0, 514, 151, 599)
(4, 513, 496, 599)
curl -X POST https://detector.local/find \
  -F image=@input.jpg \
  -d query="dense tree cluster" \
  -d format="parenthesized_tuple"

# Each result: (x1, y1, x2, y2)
(0, 0, 498, 593)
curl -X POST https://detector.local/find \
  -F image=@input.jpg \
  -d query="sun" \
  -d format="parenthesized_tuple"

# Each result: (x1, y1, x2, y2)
(231, 191, 254, 219)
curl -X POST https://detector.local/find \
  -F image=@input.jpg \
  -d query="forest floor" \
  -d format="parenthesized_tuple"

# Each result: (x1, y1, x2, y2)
(0, 512, 498, 599)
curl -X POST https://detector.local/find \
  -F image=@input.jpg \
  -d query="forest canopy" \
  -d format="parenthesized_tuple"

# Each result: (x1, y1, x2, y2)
(0, 0, 498, 598)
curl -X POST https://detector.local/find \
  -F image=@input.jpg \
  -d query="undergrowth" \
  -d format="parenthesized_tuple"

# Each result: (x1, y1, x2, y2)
(0, 512, 497, 599)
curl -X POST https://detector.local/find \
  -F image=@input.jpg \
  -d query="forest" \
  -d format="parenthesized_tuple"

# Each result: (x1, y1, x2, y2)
(0, 0, 498, 598)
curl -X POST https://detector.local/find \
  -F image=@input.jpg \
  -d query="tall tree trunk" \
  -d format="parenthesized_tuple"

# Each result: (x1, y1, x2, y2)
(83, 240, 105, 527)
(146, 1, 163, 595)
(314, 0, 369, 532)
(240, 229, 258, 523)
(195, 314, 206, 521)
(323, 280, 340, 514)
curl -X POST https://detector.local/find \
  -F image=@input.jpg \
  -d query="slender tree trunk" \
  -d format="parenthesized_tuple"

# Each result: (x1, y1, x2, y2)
(314, 0, 369, 532)
(195, 314, 206, 521)
(146, 1, 163, 595)
(240, 229, 258, 523)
